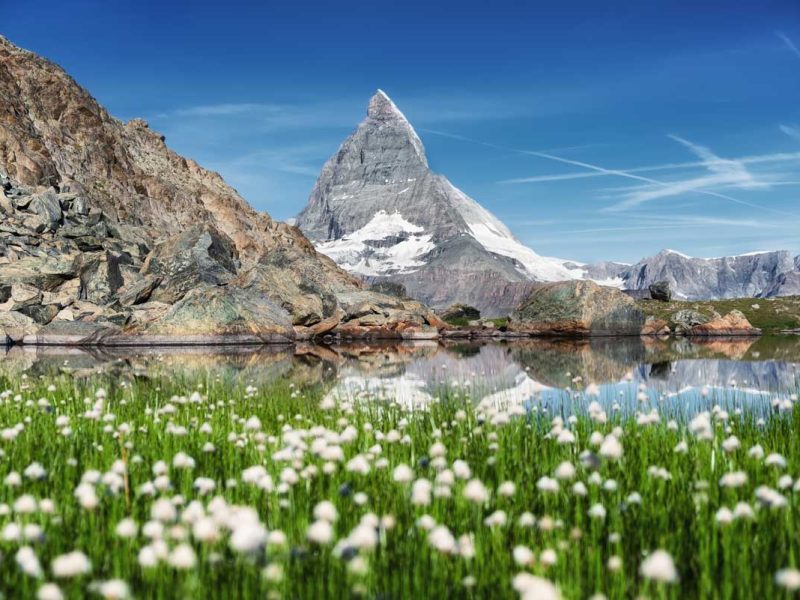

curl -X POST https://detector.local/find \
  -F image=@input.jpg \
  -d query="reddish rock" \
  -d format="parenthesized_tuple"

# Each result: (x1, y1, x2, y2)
(690, 310, 761, 336)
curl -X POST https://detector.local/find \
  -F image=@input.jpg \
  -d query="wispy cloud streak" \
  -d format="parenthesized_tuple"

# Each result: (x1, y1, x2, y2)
(777, 32, 800, 60)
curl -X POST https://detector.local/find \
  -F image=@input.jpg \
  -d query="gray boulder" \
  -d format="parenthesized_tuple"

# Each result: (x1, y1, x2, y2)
(143, 225, 239, 304)
(648, 280, 672, 302)
(510, 280, 645, 336)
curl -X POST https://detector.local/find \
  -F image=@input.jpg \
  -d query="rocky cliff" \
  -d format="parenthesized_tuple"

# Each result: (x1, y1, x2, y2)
(0, 38, 441, 344)
(296, 90, 582, 316)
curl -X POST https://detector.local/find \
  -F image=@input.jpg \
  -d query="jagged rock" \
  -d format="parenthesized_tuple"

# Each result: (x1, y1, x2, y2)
(28, 188, 62, 231)
(0, 255, 77, 290)
(17, 303, 59, 324)
(142, 225, 238, 304)
(139, 287, 294, 344)
(648, 281, 672, 302)
(691, 310, 761, 336)
(510, 281, 645, 336)
(439, 304, 481, 323)
(0, 311, 37, 344)
(79, 252, 126, 304)
(117, 275, 162, 306)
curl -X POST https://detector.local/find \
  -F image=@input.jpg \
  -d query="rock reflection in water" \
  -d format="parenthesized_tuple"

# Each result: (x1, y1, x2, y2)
(2, 337, 799, 412)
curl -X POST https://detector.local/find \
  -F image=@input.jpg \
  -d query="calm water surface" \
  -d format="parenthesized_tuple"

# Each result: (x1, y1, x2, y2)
(3, 336, 799, 417)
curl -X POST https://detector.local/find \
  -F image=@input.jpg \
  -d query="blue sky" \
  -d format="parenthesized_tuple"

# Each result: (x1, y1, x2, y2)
(6, 0, 800, 263)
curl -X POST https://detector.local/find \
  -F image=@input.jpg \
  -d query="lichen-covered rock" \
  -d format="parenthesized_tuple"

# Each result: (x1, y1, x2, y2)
(510, 281, 645, 336)
(139, 287, 294, 344)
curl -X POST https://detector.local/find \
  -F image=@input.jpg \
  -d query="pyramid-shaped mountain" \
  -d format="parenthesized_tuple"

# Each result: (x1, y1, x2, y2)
(296, 90, 583, 316)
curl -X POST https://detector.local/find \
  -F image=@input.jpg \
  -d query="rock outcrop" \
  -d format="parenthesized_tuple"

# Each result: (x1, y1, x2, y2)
(690, 310, 761, 337)
(295, 90, 582, 316)
(0, 37, 441, 344)
(509, 281, 645, 336)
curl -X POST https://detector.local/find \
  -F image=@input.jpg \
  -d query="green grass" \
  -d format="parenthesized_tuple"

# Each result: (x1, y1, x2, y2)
(0, 370, 798, 598)
(638, 295, 800, 332)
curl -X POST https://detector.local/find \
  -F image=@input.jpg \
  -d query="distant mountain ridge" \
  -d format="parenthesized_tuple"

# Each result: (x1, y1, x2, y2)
(297, 90, 800, 312)
(582, 249, 800, 300)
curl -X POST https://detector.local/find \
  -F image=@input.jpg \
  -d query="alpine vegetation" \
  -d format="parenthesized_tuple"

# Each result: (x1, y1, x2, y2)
(0, 371, 797, 598)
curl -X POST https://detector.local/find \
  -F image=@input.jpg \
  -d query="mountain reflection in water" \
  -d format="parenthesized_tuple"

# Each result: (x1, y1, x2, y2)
(2, 336, 798, 415)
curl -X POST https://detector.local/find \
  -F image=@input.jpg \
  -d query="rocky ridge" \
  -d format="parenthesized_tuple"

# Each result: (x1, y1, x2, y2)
(0, 37, 442, 345)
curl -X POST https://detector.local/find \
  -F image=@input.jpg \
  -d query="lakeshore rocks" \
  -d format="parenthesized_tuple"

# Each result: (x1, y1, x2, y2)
(669, 309, 711, 335)
(690, 310, 761, 336)
(509, 281, 645, 336)
(0, 37, 442, 345)
(641, 317, 670, 336)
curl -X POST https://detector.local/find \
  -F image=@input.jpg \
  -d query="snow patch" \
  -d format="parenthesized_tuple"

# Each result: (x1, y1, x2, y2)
(316, 210, 434, 277)
(447, 185, 584, 281)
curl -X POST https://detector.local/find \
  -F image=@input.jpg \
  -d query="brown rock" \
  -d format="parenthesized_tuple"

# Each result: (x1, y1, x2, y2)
(641, 317, 670, 336)
(690, 310, 761, 336)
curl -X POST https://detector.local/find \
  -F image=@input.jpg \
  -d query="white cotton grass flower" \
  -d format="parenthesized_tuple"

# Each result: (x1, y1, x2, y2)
(427, 526, 456, 554)
(313, 501, 338, 523)
(115, 518, 138, 539)
(639, 549, 678, 583)
(554, 461, 576, 480)
(51, 551, 91, 578)
(733, 502, 755, 520)
(776, 568, 800, 591)
(484, 510, 507, 528)
(512, 573, 561, 600)
(540, 549, 558, 566)
(599, 434, 623, 460)
(37, 583, 64, 600)
(719, 471, 747, 488)
(307, 520, 334, 545)
(16, 546, 43, 578)
(715, 507, 734, 525)
(230, 522, 267, 553)
(463, 479, 489, 503)
(94, 579, 130, 599)
(168, 544, 197, 569)
(766, 453, 787, 468)
(14, 494, 37, 514)
(513, 545, 535, 566)
(453, 460, 471, 480)
(392, 464, 413, 483)
(537, 476, 559, 493)
(588, 504, 607, 520)
(498, 481, 516, 497)
(411, 479, 432, 506)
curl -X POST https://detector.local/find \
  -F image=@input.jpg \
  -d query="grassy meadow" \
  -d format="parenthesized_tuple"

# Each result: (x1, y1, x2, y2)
(0, 368, 798, 599)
